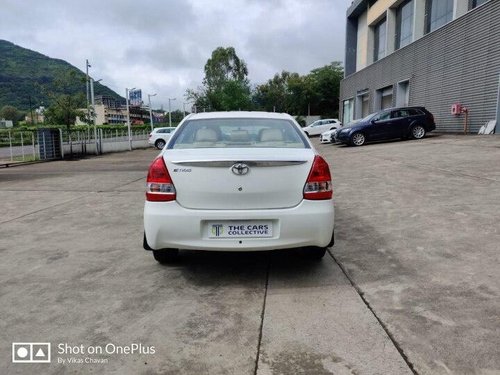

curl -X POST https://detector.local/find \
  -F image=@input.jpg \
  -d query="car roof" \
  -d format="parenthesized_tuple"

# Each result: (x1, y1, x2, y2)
(185, 111, 295, 121)
(381, 106, 426, 111)
(310, 118, 339, 123)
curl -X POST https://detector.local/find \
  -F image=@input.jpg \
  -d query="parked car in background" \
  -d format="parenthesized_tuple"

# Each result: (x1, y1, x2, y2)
(143, 111, 335, 263)
(148, 127, 177, 149)
(320, 128, 341, 144)
(302, 119, 341, 137)
(336, 107, 435, 146)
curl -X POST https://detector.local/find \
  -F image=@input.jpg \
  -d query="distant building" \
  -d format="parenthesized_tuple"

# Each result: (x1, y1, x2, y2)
(0, 119, 14, 128)
(76, 95, 149, 125)
(25, 106, 45, 124)
(340, 0, 499, 132)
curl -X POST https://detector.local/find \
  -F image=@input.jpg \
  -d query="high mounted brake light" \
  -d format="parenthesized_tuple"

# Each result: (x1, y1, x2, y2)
(146, 157, 176, 202)
(303, 155, 333, 200)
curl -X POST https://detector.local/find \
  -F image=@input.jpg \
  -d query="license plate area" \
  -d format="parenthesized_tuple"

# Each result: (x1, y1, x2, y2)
(207, 221, 273, 239)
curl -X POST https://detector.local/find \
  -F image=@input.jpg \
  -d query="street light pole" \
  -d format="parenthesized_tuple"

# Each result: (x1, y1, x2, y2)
(168, 97, 176, 127)
(148, 93, 157, 132)
(183, 102, 191, 118)
(90, 78, 102, 155)
(126, 87, 136, 151)
(86, 60, 91, 125)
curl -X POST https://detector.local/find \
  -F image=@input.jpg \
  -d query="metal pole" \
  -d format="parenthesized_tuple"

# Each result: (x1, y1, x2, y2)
(59, 129, 64, 159)
(21, 132, 25, 161)
(168, 98, 176, 127)
(495, 74, 500, 134)
(86, 60, 91, 126)
(91, 78, 98, 155)
(8, 131, 13, 162)
(32, 132, 36, 160)
(148, 93, 156, 132)
(126, 88, 132, 150)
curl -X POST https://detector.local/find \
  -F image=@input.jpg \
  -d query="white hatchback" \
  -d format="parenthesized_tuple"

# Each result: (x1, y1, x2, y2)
(143, 111, 335, 263)
(302, 119, 341, 137)
(148, 127, 177, 149)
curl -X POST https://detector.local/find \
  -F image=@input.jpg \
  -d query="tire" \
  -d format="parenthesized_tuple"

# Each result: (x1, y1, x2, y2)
(350, 132, 365, 146)
(153, 249, 179, 264)
(303, 246, 327, 260)
(143, 233, 152, 250)
(155, 139, 166, 149)
(411, 125, 426, 139)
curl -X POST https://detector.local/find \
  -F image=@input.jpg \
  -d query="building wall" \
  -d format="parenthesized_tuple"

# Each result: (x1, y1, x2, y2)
(356, 11, 369, 70)
(340, 0, 500, 132)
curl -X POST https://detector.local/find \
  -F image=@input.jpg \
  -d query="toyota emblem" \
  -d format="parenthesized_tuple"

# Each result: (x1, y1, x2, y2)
(231, 163, 249, 176)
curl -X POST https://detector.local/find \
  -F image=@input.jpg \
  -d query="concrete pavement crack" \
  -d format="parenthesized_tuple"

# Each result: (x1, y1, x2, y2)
(328, 249, 419, 375)
(253, 257, 270, 375)
(0, 195, 84, 225)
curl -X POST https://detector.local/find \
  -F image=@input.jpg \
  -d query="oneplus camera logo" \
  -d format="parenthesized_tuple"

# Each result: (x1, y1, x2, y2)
(12, 343, 51, 363)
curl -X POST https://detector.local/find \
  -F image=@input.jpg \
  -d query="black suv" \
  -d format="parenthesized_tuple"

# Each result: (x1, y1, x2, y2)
(336, 107, 436, 146)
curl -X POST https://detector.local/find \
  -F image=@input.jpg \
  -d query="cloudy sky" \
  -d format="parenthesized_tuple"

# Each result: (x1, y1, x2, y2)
(1, 0, 351, 110)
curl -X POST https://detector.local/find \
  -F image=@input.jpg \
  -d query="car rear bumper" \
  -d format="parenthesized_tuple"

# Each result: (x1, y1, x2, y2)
(144, 200, 334, 251)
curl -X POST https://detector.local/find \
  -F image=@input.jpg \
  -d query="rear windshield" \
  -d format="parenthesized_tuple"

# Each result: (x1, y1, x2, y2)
(168, 118, 309, 149)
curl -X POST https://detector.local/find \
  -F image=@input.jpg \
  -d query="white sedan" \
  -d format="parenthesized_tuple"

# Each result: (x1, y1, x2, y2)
(302, 119, 341, 137)
(148, 127, 177, 149)
(143, 111, 335, 263)
(320, 129, 339, 143)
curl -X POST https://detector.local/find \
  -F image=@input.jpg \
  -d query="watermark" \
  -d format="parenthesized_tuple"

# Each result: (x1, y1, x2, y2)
(12, 342, 155, 365)
(12, 343, 51, 363)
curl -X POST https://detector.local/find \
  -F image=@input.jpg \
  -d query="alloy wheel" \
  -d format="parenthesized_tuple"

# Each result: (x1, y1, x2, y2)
(351, 133, 365, 146)
(412, 126, 425, 139)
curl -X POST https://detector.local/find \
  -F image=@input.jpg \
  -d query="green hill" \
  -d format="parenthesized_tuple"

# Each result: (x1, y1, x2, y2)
(0, 39, 122, 111)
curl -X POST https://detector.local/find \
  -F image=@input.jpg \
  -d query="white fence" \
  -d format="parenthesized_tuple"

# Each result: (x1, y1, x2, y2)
(0, 128, 152, 166)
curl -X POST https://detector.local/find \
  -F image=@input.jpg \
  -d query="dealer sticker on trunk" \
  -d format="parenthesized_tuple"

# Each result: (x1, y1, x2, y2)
(208, 221, 273, 238)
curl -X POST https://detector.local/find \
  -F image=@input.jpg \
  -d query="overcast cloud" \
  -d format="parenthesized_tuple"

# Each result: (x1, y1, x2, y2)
(1, 0, 351, 110)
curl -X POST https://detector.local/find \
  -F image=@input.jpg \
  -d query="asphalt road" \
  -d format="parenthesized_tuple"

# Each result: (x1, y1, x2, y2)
(0, 134, 499, 374)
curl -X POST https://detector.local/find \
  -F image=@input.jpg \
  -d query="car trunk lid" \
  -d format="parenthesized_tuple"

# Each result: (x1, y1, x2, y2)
(163, 148, 314, 210)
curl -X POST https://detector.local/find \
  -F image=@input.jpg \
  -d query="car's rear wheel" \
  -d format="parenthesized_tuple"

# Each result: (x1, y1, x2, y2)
(155, 139, 166, 149)
(143, 233, 152, 250)
(303, 246, 327, 260)
(153, 249, 179, 264)
(350, 132, 365, 146)
(411, 125, 426, 139)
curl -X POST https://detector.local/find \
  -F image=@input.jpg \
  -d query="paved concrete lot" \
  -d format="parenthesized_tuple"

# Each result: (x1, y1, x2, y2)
(0, 134, 498, 374)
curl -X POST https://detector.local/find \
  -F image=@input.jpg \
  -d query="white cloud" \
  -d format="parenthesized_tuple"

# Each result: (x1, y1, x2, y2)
(1, 0, 351, 110)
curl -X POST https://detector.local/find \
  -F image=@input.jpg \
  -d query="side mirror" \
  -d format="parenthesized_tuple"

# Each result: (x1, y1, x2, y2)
(371, 119, 377, 124)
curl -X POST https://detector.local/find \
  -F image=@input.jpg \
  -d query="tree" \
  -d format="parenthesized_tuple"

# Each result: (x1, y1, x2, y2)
(254, 71, 291, 113)
(308, 62, 344, 117)
(44, 95, 85, 128)
(43, 70, 85, 129)
(0, 105, 22, 125)
(253, 62, 343, 117)
(186, 47, 252, 111)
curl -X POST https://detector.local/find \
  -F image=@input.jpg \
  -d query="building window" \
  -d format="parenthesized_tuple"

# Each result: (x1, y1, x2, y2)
(426, 0, 454, 33)
(375, 86, 393, 110)
(472, 0, 488, 8)
(373, 18, 387, 62)
(355, 91, 370, 119)
(396, 80, 410, 106)
(343, 99, 354, 125)
(396, 0, 414, 49)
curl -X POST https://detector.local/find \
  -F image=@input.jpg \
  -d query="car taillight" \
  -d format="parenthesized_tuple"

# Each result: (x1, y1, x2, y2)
(303, 155, 333, 200)
(146, 157, 176, 201)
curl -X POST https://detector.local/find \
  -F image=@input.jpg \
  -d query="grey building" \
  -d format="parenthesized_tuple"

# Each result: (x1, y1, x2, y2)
(340, 0, 500, 133)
